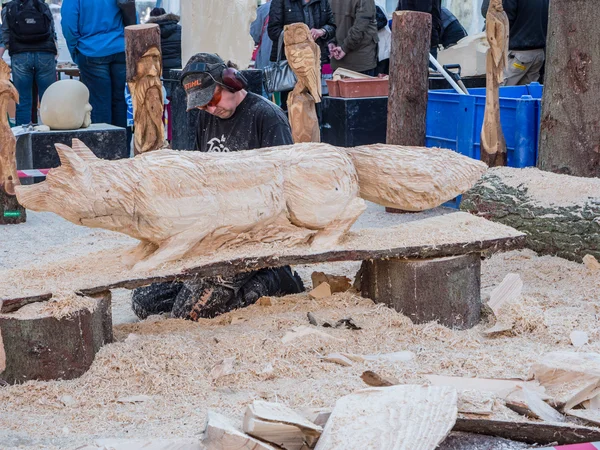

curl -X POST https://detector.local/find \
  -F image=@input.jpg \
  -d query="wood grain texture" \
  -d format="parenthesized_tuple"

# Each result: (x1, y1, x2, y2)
(0, 212, 526, 306)
(314, 385, 458, 450)
(125, 24, 164, 154)
(285, 23, 321, 143)
(202, 410, 275, 450)
(0, 59, 25, 224)
(387, 11, 431, 147)
(15, 142, 488, 271)
(480, 0, 508, 167)
(538, 0, 600, 177)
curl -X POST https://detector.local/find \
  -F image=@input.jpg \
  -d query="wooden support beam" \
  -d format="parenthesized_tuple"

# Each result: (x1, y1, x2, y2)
(125, 24, 164, 154)
(0, 60, 25, 224)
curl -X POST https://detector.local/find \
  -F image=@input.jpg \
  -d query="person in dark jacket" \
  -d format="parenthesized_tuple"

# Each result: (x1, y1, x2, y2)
(147, 7, 182, 70)
(329, 0, 379, 75)
(1, 0, 57, 125)
(396, 0, 442, 57)
(482, 0, 549, 86)
(440, 7, 467, 49)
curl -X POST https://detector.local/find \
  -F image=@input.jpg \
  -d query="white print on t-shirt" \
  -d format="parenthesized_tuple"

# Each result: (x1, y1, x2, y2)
(207, 135, 231, 152)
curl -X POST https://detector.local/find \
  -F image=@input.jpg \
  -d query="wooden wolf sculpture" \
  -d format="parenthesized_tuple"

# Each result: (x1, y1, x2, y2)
(15, 140, 487, 271)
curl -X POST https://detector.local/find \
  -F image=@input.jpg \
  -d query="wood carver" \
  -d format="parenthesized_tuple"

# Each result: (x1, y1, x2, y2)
(284, 23, 322, 143)
(15, 141, 487, 271)
(480, 0, 509, 167)
(0, 60, 25, 225)
(125, 24, 164, 154)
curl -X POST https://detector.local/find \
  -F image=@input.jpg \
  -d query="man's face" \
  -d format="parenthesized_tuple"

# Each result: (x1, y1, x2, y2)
(198, 86, 238, 119)
(136, 47, 162, 79)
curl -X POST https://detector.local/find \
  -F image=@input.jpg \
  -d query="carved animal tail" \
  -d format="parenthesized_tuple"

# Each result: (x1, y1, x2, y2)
(343, 144, 488, 212)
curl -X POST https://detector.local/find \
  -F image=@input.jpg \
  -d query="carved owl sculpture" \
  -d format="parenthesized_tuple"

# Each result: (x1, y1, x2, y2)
(486, 0, 509, 84)
(284, 23, 322, 102)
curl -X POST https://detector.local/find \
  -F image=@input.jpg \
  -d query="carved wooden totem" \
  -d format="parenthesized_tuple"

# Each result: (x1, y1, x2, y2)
(125, 24, 165, 155)
(284, 23, 322, 143)
(481, 0, 509, 167)
(0, 60, 25, 224)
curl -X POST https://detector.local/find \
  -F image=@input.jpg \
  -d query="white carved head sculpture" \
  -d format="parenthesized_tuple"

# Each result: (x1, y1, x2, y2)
(40, 80, 93, 130)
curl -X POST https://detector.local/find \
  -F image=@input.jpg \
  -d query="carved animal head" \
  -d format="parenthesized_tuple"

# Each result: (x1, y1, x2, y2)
(15, 139, 101, 224)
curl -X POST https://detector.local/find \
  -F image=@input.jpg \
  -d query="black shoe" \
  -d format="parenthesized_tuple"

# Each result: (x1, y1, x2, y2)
(131, 282, 184, 319)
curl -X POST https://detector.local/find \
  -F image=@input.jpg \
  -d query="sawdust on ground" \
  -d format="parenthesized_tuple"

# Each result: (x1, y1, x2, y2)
(1, 247, 599, 449)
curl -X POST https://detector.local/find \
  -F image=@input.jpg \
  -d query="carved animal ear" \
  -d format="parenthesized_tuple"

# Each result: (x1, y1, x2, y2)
(71, 139, 98, 163)
(55, 143, 86, 172)
(14, 183, 49, 212)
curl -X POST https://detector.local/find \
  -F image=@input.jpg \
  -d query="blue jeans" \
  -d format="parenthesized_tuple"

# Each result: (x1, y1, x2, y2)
(77, 52, 127, 129)
(11, 52, 56, 126)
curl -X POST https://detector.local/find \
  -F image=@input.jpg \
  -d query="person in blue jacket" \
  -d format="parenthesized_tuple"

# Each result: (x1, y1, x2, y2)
(61, 0, 127, 130)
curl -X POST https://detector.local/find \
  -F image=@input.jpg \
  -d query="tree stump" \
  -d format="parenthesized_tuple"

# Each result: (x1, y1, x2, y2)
(386, 11, 431, 214)
(537, 0, 600, 177)
(0, 291, 113, 384)
(461, 167, 600, 263)
(125, 24, 164, 155)
(357, 254, 482, 330)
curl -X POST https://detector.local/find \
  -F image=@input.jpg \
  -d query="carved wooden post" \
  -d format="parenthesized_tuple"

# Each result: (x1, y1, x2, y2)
(285, 23, 321, 143)
(386, 11, 431, 148)
(480, 0, 509, 167)
(0, 60, 25, 224)
(125, 24, 164, 155)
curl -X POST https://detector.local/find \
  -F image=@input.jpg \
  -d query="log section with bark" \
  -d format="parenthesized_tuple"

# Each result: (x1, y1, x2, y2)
(0, 59, 25, 224)
(537, 0, 600, 177)
(461, 167, 600, 262)
(125, 24, 164, 155)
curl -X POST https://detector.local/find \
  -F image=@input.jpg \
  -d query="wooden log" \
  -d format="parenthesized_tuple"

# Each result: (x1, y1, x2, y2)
(386, 11, 431, 147)
(0, 291, 113, 384)
(125, 24, 164, 155)
(461, 167, 600, 263)
(480, 0, 508, 167)
(453, 417, 600, 445)
(1, 212, 526, 307)
(357, 254, 482, 329)
(0, 59, 25, 224)
(537, 0, 600, 177)
(314, 385, 458, 450)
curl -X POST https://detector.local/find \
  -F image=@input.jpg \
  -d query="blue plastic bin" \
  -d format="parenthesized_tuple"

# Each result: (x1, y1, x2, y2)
(426, 82, 543, 207)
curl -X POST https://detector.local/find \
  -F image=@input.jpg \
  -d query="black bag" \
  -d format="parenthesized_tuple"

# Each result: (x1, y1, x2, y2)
(117, 0, 137, 27)
(7, 0, 52, 44)
(263, 32, 297, 94)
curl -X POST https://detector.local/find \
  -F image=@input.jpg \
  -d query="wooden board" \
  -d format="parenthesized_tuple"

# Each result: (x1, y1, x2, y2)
(0, 212, 525, 308)
(203, 410, 275, 450)
(314, 385, 458, 450)
(425, 375, 548, 399)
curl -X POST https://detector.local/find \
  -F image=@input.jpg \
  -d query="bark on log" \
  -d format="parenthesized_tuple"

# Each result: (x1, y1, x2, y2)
(125, 24, 164, 155)
(0, 60, 25, 224)
(537, 0, 600, 177)
(357, 254, 482, 329)
(0, 291, 113, 384)
(386, 11, 431, 147)
(461, 167, 600, 263)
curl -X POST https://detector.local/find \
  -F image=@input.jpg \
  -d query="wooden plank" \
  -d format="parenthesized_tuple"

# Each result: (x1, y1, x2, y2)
(453, 417, 600, 445)
(314, 385, 458, 450)
(425, 375, 548, 399)
(1, 212, 525, 307)
(202, 411, 275, 450)
(505, 386, 565, 422)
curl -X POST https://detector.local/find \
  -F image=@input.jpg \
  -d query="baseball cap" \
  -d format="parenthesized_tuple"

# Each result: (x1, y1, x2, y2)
(181, 53, 226, 111)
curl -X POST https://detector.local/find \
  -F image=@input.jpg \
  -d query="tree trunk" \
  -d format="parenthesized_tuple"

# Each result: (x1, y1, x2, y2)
(386, 11, 431, 147)
(0, 291, 113, 384)
(0, 60, 25, 224)
(357, 254, 482, 330)
(537, 0, 600, 177)
(125, 24, 164, 155)
(461, 167, 600, 263)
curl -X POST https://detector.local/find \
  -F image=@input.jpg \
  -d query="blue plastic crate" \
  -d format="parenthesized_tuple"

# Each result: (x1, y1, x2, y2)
(426, 83, 543, 207)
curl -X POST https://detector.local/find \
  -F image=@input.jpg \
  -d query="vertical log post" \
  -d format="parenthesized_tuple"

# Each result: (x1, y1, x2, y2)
(125, 24, 165, 155)
(386, 11, 431, 214)
(538, 0, 600, 177)
(0, 60, 25, 224)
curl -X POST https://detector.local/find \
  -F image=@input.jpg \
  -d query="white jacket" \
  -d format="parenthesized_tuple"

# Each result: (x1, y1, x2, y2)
(375, 0, 392, 61)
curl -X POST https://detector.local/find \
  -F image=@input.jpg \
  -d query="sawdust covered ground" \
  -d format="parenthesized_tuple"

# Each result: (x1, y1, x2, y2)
(1, 209, 599, 449)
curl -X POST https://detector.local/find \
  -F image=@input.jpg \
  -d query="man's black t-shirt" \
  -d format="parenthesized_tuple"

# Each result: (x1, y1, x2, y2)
(195, 92, 293, 152)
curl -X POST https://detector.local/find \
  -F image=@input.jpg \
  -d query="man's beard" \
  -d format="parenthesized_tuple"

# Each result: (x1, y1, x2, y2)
(134, 76, 164, 153)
